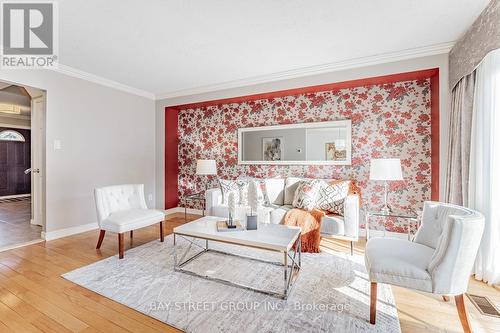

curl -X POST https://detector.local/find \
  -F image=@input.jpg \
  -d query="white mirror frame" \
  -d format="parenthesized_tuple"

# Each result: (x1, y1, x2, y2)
(237, 120, 352, 165)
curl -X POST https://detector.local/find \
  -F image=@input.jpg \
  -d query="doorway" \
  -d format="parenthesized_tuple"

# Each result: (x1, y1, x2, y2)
(0, 81, 45, 250)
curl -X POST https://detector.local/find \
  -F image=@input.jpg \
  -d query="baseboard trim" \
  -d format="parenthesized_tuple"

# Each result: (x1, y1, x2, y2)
(42, 222, 99, 241)
(164, 207, 181, 215)
(41, 207, 205, 242)
(164, 207, 204, 216)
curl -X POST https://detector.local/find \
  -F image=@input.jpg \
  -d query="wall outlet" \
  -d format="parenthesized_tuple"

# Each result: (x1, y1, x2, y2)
(148, 194, 153, 202)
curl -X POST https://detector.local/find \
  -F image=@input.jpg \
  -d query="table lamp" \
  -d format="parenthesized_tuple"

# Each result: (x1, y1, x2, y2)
(196, 159, 217, 193)
(369, 158, 403, 213)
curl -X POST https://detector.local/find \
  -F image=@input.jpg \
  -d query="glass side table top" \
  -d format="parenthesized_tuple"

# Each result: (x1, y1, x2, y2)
(364, 207, 421, 241)
(184, 192, 206, 221)
(365, 209, 418, 219)
(185, 192, 205, 201)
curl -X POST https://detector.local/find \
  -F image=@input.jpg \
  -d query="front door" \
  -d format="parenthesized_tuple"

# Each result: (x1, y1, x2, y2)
(0, 127, 31, 196)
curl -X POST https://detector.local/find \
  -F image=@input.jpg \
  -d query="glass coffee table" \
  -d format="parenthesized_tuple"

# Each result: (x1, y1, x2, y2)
(173, 216, 302, 299)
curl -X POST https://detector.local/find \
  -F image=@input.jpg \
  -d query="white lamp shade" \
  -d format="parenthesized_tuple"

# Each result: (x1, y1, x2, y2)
(196, 159, 217, 175)
(369, 158, 403, 181)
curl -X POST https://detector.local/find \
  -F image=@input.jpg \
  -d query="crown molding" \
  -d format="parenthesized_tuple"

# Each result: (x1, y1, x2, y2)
(52, 64, 155, 100)
(156, 41, 454, 100)
(48, 42, 453, 101)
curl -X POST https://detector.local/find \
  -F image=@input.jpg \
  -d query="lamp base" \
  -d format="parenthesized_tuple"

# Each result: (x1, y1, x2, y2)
(380, 204, 393, 214)
(380, 181, 393, 214)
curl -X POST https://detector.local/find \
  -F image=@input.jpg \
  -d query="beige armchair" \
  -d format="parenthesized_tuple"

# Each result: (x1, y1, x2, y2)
(365, 201, 484, 332)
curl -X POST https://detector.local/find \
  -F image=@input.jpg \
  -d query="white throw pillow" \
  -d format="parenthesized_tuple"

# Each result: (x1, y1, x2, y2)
(316, 180, 350, 215)
(292, 179, 321, 211)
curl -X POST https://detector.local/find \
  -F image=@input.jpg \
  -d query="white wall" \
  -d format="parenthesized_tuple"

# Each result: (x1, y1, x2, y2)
(0, 69, 156, 233)
(155, 53, 450, 207)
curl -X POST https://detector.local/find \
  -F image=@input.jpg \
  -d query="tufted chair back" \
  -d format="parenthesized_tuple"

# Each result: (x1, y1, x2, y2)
(94, 184, 148, 226)
(414, 201, 484, 295)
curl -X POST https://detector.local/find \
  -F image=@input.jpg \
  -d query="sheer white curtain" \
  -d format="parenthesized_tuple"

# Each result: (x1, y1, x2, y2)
(469, 49, 500, 286)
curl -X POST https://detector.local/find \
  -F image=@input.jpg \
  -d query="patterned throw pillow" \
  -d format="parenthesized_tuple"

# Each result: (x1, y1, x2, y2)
(252, 178, 271, 206)
(316, 180, 350, 215)
(292, 180, 321, 211)
(218, 179, 240, 204)
(238, 177, 270, 206)
(219, 179, 251, 205)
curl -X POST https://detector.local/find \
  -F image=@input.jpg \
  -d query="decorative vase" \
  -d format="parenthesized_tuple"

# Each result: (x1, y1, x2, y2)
(246, 215, 257, 230)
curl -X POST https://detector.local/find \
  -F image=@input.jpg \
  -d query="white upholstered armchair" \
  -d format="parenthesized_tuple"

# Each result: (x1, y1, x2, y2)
(94, 184, 166, 259)
(365, 201, 484, 332)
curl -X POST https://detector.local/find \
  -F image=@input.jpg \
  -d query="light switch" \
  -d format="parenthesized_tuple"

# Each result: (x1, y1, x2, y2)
(53, 139, 62, 150)
(148, 194, 153, 202)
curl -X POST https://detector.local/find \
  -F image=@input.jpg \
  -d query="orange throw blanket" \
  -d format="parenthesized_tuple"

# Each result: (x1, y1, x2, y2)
(284, 208, 325, 253)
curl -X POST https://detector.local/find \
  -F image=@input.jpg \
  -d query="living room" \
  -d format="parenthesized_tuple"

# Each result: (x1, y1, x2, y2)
(0, 1, 498, 333)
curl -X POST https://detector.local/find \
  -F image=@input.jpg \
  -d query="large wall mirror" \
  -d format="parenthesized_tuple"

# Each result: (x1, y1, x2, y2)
(238, 120, 351, 165)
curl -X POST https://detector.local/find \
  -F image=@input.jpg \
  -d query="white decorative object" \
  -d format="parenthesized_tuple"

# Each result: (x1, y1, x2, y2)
(365, 201, 484, 333)
(369, 158, 403, 213)
(247, 180, 259, 216)
(246, 180, 260, 230)
(227, 192, 237, 224)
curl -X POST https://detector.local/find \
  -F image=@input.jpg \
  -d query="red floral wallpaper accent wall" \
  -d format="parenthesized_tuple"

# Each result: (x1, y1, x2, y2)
(177, 78, 433, 232)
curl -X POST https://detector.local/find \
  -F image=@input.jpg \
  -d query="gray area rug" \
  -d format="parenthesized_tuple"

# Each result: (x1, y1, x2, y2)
(62, 235, 401, 333)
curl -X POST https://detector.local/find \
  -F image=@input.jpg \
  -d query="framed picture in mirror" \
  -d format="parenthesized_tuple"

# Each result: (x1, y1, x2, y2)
(262, 137, 283, 161)
(238, 120, 351, 165)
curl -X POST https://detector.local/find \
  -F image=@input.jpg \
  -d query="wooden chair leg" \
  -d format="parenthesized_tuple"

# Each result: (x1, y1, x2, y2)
(370, 282, 377, 324)
(96, 230, 106, 249)
(159, 221, 164, 242)
(442, 295, 450, 302)
(455, 294, 472, 333)
(118, 233, 125, 259)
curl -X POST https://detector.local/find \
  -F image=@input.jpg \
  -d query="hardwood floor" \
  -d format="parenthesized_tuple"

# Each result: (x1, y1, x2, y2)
(0, 212, 497, 333)
(0, 198, 42, 250)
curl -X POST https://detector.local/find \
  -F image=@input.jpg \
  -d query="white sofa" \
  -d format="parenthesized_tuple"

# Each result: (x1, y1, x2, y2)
(205, 177, 360, 251)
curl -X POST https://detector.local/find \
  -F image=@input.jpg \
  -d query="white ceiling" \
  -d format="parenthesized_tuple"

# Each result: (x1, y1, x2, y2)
(57, 0, 490, 99)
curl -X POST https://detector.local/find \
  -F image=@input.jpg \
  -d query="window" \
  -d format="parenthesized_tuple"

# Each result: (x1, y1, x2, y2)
(0, 130, 26, 142)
